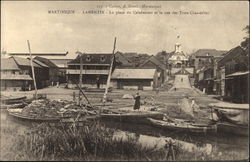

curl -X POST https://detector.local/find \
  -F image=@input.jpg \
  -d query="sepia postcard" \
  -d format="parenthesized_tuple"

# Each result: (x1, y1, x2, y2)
(1, 1, 249, 161)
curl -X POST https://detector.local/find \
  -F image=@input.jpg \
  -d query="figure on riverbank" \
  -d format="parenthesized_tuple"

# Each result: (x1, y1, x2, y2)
(133, 92, 141, 110)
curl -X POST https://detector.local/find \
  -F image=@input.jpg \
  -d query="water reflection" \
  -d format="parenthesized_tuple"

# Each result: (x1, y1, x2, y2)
(103, 120, 248, 155)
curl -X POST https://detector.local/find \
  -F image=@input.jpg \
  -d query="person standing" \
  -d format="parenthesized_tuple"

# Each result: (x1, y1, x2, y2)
(133, 92, 141, 110)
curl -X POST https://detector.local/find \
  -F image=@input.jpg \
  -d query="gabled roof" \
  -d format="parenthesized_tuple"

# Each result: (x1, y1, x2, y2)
(12, 56, 42, 68)
(34, 56, 58, 68)
(191, 49, 227, 57)
(68, 53, 113, 65)
(217, 46, 246, 66)
(32, 59, 49, 68)
(115, 52, 133, 67)
(111, 69, 156, 79)
(1, 58, 20, 70)
(140, 55, 166, 70)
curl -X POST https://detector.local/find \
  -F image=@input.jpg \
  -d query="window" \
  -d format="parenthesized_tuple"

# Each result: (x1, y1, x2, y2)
(100, 55, 105, 62)
(86, 55, 91, 62)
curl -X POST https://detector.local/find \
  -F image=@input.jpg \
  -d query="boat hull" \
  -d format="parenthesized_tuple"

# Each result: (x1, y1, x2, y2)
(100, 111, 164, 125)
(216, 122, 248, 136)
(147, 118, 216, 134)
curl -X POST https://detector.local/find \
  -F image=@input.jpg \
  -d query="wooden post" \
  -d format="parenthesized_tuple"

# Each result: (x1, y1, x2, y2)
(27, 40, 37, 100)
(78, 90, 81, 106)
(103, 37, 116, 103)
(79, 53, 83, 88)
(73, 92, 76, 102)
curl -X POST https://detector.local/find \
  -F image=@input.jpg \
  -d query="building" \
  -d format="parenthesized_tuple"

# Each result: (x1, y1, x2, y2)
(168, 43, 189, 68)
(139, 55, 166, 84)
(217, 46, 249, 103)
(11, 56, 50, 89)
(34, 56, 61, 84)
(111, 69, 158, 90)
(7, 52, 74, 83)
(1, 57, 33, 91)
(189, 49, 227, 70)
(66, 53, 114, 89)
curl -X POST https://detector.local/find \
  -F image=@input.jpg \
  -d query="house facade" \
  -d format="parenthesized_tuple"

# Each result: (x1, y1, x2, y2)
(111, 69, 158, 90)
(217, 46, 249, 103)
(66, 53, 114, 89)
(139, 55, 166, 85)
(1, 57, 33, 91)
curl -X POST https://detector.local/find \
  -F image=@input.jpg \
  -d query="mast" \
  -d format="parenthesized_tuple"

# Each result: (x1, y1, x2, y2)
(27, 40, 37, 100)
(103, 37, 117, 103)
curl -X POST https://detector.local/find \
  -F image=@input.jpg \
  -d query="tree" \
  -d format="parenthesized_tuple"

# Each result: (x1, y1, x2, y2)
(240, 25, 249, 53)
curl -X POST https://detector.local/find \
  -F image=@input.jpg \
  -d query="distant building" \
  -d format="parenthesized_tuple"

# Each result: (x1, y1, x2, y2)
(139, 55, 166, 85)
(168, 43, 189, 68)
(189, 49, 226, 70)
(111, 69, 158, 90)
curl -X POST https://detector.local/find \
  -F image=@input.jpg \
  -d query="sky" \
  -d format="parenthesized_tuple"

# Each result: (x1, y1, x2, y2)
(1, 1, 249, 57)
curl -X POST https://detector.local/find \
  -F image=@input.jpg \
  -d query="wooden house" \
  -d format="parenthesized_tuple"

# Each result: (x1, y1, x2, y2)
(11, 56, 49, 89)
(1, 58, 33, 91)
(139, 55, 166, 85)
(111, 69, 158, 90)
(34, 56, 61, 84)
(66, 53, 114, 89)
(217, 46, 249, 103)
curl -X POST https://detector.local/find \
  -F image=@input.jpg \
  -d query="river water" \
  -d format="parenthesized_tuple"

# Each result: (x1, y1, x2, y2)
(1, 110, 248, 160)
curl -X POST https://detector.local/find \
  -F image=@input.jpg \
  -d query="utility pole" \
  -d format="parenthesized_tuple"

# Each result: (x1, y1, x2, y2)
(103, 37, 117, 103)
(27, 40, 37, 100)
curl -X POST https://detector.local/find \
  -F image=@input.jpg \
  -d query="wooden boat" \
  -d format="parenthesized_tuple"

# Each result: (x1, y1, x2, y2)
(7, 109, 99, 126)
(1, 96, 27, 104)
(216, 122, 248, 136)
(147, 118, 216, 134)
(8, 111, 62, 123)
(100, 111, 164, 125)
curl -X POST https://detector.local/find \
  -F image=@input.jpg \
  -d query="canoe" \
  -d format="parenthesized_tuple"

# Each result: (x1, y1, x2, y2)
(100, 111, 164, 124)
(1, 103, 27, 109)
(8, 111, 62, 122)
(1, 96, 27, 104)
(7, 109, 99, 126)
(147, 118, 216, 134)
(216, 122, 248, 136)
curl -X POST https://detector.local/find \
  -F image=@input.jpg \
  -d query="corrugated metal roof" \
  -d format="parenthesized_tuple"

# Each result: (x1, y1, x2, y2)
(1, 58, 20, 70)
(1, 74, 33, 80)
(111, 69, 155, 79)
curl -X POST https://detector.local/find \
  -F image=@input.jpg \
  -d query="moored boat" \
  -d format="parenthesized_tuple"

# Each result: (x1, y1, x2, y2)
(209, 102, 249, 136)
(216, 122, 248, 136)
(147, 118, 217, 134)
(100, 111, 164, 124)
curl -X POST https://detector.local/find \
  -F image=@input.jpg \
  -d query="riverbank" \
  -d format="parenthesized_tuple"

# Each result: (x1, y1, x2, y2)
(1, 116, 248, 161)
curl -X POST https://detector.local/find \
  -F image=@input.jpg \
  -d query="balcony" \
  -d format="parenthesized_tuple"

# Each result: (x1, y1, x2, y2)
(66, 69, 109, 75)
